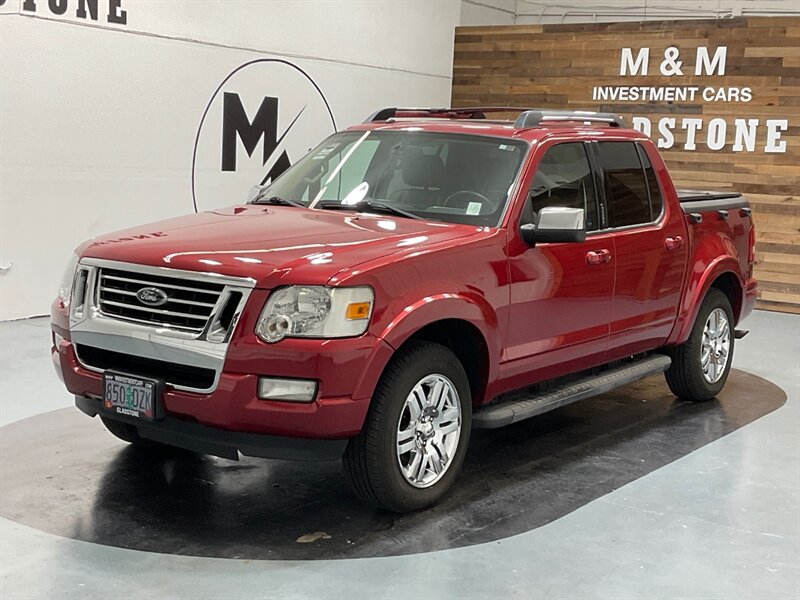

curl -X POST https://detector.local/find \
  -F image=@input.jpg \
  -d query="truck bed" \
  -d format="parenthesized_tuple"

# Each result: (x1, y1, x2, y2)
(677, 189, 749, 212)
(675, 189, 754, 308)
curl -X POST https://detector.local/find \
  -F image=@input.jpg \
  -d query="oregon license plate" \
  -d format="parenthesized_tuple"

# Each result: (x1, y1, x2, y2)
(102, 372, 160, 422)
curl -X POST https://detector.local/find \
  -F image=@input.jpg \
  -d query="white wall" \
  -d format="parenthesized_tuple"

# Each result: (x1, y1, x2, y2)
(0, 0, 467, 320)
(514, 0, 798, 23)
(461, 0, 799, 24)
(461, 0, 515, 25)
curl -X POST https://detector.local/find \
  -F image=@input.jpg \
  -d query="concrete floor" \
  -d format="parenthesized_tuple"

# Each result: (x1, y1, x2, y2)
(1, 311, 798, 599)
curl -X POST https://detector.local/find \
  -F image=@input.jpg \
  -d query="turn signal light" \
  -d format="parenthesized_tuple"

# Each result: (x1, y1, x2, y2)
(345, 302, 372, 320)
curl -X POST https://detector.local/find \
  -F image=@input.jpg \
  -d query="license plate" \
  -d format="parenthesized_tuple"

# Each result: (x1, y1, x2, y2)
(102, 372, 160, 422)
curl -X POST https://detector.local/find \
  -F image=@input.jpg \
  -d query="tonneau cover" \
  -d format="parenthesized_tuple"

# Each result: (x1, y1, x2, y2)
(677, 189, 742, 203)
(677, 189, 749, 213)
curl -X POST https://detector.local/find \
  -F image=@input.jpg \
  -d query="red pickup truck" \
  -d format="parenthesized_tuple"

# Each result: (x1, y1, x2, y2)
(51, 107, 757, 512)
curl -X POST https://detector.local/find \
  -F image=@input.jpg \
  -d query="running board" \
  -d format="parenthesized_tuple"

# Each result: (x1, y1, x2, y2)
(473, 354, 672, 429)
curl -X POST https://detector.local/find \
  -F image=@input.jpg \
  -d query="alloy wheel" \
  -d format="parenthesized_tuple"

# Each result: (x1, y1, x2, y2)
(395, 374, 462, 488)
(701, 307, 731, 384)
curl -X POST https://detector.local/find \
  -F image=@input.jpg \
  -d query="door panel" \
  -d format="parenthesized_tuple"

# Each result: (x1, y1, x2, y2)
(504, 235, 614, 385)
(596, 141, 688, 357)
(500, 141, 613, 391)
(609, 221, 686, 356)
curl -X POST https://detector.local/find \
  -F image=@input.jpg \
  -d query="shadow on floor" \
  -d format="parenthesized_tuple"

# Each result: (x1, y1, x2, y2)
(0, 370, 785, 560)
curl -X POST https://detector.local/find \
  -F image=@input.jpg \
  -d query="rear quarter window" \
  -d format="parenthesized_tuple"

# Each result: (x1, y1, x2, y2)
(636, 144, 664, 221)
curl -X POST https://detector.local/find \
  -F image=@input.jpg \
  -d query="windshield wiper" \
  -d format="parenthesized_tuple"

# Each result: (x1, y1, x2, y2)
(251, 195, 305, 208)
(317, 199, 422, 220)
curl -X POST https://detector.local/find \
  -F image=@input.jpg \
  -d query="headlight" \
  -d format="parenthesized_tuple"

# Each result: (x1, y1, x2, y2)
(256, 286, 374, 343)
(58, 253, 80, 307)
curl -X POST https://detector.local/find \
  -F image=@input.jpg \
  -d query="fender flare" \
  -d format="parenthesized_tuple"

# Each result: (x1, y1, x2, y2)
(669, 256, 744, 346)
(351, 293, 500, 402)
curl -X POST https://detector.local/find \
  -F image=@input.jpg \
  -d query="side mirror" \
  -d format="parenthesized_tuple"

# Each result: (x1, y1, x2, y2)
(520, 207, 586, 245)
(247, 184, 267, 203)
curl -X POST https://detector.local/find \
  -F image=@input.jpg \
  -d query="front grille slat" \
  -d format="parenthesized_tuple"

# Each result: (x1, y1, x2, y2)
(100, 300, 211, 321)
(101, 274, 222, 294)
(99, 287, 218, 308)
(97, 267, 225, 333)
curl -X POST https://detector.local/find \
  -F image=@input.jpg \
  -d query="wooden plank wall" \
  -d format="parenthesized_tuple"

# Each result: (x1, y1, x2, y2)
(452, 17, 800, 314)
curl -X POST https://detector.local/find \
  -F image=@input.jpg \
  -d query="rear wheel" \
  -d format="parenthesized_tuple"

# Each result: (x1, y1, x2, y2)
(665, 288, 735, 401)
(343, 342, 471, 512)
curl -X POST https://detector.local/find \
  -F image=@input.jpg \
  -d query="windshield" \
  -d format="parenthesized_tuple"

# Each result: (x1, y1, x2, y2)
(253, 130, 528, 226)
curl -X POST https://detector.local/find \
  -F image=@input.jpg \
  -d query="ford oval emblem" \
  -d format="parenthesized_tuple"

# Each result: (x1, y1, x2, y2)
(136, 287, 169, 307)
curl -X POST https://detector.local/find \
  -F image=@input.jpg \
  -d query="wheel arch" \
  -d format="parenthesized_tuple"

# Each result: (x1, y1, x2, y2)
(395, 318, 492, 407)
(669, 258, 744, 346)
(374, 291, 500, 404)
(709, 272, 743, 322)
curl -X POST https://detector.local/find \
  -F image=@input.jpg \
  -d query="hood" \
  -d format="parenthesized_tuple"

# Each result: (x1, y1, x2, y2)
(81, 205, 483, 287)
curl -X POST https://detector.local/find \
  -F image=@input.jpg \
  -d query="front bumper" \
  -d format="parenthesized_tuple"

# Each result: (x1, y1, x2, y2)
(74, 395, 347, 461)
(51, 260, 397, 452)
(54, 336, 393, 441)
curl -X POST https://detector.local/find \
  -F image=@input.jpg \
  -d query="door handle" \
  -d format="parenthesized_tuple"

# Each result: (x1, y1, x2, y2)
(665, 236, 684, 251)
(586, 249, 612, 265)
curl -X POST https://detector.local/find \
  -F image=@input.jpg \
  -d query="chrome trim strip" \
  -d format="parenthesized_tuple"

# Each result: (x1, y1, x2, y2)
(70, 258, 256, 393)
(585, 203, 666, 236)
(82, 257, 257, 288)
(101, 274, 223, 295)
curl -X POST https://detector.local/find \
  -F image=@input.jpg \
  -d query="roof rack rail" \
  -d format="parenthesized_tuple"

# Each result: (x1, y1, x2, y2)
(364, 106, 535, 123)
(364, 107, 626, 128)
(514, 110, 624, 128)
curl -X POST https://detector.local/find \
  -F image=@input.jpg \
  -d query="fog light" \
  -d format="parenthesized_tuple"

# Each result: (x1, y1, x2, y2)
(257, 377, 317, 402)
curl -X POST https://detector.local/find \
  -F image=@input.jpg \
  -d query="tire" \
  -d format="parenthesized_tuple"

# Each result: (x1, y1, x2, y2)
(100, 416, 183, 452)
(343, 342, 472, 512)
(665, 288, 735, 401)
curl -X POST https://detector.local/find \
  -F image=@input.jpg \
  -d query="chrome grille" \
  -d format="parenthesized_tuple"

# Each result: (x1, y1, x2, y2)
(97, 267, 224, 332)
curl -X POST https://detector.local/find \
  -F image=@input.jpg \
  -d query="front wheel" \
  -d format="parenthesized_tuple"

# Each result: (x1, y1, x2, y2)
(665, 288, 735, 401)
(343, 342, 472, 512)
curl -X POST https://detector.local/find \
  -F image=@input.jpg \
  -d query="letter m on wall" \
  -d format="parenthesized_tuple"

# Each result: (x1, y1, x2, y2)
(221, 92, 279, 172)
(695, 47, 727, 76)
(620, 48, 649, 76)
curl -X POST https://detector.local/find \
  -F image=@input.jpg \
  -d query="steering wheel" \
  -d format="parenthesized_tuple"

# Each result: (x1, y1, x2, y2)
(442, 190, 497, 214)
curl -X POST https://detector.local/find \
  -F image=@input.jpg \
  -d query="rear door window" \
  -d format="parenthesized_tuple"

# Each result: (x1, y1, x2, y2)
(597, 142, 651, 228)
